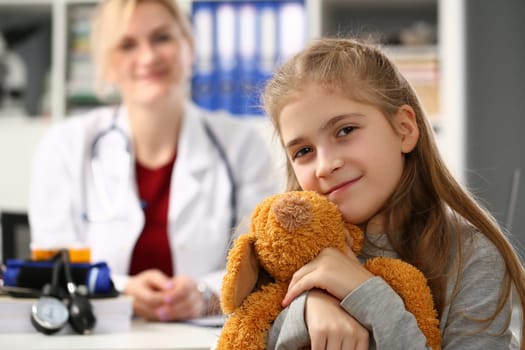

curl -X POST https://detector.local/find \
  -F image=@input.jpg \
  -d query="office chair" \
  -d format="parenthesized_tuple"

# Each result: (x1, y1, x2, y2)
(1, 211, 30, 263)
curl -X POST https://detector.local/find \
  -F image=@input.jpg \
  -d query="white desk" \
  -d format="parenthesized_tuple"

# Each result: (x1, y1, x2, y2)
(0, 319, 221, 350)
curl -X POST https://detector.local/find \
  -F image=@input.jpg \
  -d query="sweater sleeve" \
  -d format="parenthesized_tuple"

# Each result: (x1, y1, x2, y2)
(341, 276, 432, 350)
(438, 233, 513, 349)
(267, 292, 310, 350)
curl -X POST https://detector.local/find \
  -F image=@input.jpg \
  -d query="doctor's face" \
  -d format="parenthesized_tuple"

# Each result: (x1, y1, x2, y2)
(107, 1, 193, 107)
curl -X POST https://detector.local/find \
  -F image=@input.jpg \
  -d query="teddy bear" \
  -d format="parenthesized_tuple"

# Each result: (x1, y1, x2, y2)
(216, 190, 441, 350)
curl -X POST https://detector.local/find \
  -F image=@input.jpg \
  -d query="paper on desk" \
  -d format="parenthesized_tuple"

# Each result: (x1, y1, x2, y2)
(185, 314, 226, 327)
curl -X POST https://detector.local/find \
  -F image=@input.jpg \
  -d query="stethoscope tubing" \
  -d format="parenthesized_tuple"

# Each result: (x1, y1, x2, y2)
(82, 105, 238, 230)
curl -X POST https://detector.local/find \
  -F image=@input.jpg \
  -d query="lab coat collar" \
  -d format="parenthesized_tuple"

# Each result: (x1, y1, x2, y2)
(168, 103, 215, 228)
(111, 103, 209, 174)
(178, 102, 213, 173)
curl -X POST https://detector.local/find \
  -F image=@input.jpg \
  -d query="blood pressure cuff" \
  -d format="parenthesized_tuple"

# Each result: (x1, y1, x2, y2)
(3, 259, 118, 298)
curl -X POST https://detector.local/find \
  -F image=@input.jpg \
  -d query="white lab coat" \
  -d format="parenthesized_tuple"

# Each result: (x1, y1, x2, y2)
(29, 102, 280, 293)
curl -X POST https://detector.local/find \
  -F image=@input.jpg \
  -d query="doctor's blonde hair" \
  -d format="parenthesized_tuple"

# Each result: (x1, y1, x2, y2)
(90, 0, 193, 99)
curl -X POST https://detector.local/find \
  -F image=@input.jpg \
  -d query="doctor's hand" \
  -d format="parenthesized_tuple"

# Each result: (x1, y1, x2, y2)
(306, 289, 369, 350)
(124, 269, 173, 321)
(125, 271, 214, 321)
(154, 275, 213, 321)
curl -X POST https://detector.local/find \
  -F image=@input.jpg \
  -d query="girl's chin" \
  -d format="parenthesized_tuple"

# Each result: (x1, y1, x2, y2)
(339, 204, 374, 226)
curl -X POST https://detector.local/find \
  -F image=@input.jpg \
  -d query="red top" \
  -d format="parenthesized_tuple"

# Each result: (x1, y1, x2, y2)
(129, 154, 176, 277)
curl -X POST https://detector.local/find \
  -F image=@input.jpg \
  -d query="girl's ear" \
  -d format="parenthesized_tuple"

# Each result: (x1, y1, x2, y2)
(394, 105, 420, 154)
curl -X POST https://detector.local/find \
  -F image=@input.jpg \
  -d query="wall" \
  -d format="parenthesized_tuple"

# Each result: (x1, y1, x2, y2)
(465, 0, 525, 255)
(0, 117, 49, 212)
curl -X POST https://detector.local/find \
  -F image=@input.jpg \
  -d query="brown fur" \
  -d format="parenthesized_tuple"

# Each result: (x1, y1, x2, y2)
(217, 191, 441, 350)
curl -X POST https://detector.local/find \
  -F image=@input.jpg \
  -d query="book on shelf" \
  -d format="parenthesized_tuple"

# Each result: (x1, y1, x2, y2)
(0, 294, 133, 334)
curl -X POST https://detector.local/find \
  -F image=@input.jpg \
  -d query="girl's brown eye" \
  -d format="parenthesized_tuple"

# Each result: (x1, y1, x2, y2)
(293, 147, 312, 160)
(337, 126, 355, 137)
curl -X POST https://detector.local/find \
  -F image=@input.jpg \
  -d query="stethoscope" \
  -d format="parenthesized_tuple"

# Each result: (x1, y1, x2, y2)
(82, 106, 237, 229)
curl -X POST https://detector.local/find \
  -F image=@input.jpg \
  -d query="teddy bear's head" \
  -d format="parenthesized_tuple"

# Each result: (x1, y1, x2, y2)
(221, 191, 364, 312)
(251, 191, 363, 282)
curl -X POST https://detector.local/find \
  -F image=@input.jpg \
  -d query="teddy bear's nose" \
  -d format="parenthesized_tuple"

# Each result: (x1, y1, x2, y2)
(272, 193, 312, 232)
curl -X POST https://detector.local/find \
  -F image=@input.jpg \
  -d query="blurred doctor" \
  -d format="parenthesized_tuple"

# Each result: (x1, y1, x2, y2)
(29, 0, 279, 321)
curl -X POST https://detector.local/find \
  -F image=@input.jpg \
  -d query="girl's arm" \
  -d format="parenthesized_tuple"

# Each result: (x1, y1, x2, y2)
(267, 293, 309, 350)
(342, 277, 432, 349)
(268, 291, 370, 350)
(276, 247, 433, 349)
(437, 232, 514, 349)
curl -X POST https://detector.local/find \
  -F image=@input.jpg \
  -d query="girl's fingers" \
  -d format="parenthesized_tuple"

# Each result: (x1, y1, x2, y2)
(310, 332, 327, 350)
(326, 335, 345, 350)
(286, 247, 376, 306)
(283, 270, 320, 306)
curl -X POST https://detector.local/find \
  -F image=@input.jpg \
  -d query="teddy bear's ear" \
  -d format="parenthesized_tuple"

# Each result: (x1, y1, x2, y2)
(220, 233, 260, 314)
(344, 223, 364, 255)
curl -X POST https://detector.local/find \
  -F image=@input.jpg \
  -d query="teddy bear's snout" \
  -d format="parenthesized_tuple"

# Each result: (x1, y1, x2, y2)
(272, 193, 312, 232)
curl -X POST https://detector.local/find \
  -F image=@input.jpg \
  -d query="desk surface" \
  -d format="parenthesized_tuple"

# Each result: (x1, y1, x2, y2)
(0, 319, 221, 350)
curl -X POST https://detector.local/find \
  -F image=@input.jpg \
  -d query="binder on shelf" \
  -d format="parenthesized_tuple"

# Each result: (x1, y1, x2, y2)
(277, 0, 307, 64)
(190, 0, 306, 118)
(192, 1, 218, 112)
(250, 1, 278, 117)
(215, 2, 236, 114)
(233, 3, 257, 116)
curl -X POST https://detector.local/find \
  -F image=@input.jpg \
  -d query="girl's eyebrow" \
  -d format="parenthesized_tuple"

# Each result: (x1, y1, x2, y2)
(285, 138, 303, 150)
(284, 113, 364, 149)
(320, 113, 364, 132)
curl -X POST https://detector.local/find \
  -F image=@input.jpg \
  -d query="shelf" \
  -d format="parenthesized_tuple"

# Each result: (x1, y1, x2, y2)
(0, 0, 444, 211)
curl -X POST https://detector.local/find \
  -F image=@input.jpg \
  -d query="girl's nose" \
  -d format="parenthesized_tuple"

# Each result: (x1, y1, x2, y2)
(315, 154, 344, 178)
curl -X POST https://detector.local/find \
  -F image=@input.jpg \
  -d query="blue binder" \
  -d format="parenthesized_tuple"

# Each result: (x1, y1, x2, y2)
(191, 0, 306, 118)
(215, 2, 237, 114)
(191, 1, 218, 111)
(233, 3, 257, 116)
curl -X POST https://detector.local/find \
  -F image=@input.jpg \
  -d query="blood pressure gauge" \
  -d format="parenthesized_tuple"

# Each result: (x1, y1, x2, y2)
(31, 296, 69, 334)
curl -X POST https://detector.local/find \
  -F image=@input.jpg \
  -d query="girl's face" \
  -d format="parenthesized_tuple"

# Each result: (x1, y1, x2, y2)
(279, 84, 419, 228)
(107, 1, 193, 107)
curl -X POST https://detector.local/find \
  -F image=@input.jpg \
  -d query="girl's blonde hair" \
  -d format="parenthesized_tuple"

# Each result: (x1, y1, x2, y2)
(263, 37, 525, 345)
(90, 0, 193, 99)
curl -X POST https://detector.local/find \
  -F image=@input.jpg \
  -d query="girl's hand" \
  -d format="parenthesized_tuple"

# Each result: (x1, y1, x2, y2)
(124, 269, 172, 320)
(283, 247, 374, 306)
(306, 289, 369, 350)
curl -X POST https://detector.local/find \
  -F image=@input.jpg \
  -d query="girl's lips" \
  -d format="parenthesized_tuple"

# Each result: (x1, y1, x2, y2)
(325, 176, 362, 197)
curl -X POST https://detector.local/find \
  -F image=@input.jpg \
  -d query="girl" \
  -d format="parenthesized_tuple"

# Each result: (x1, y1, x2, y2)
(29, 0, 278, 322)
(262, 38, 524, 349)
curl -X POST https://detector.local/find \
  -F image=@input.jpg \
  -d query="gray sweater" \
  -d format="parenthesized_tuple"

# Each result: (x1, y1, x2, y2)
(268, 230, 519, 349)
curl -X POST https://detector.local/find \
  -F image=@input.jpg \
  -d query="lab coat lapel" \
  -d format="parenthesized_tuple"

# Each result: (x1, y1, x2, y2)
(168, 106, 210, 226)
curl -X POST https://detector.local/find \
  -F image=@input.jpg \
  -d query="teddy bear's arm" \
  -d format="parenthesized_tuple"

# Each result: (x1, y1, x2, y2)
(216, 283, 288, 350)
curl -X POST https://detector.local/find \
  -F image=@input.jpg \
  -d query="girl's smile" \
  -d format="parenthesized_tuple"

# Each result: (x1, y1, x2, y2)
(323, 175, 363, 199)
